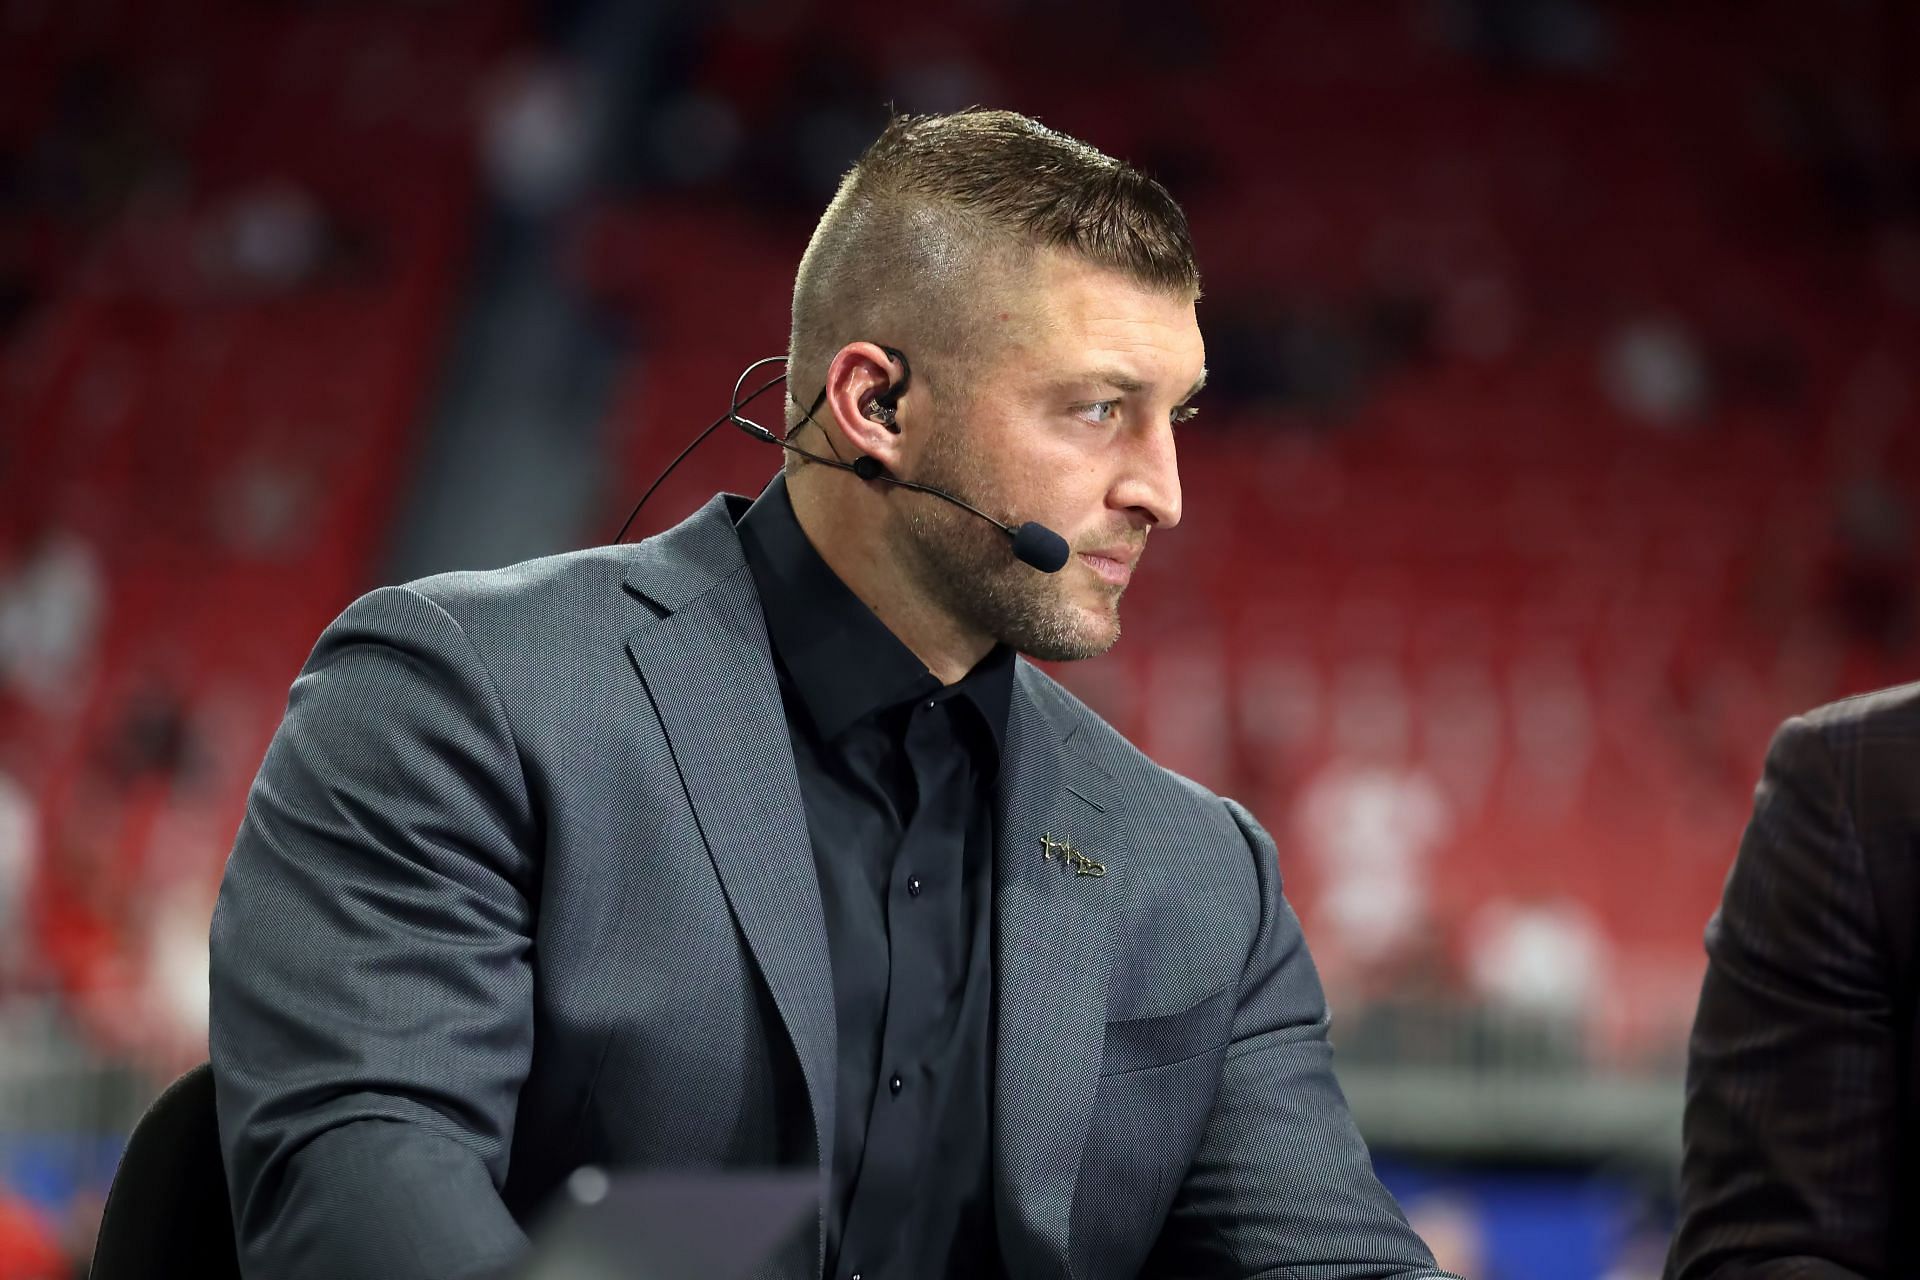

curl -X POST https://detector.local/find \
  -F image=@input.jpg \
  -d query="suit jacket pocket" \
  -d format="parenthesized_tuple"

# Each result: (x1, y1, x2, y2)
(1098, 985, 1234, 1078)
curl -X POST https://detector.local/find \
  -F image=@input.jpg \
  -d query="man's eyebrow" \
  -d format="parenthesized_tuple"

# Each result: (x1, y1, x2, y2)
(1065, 368, 1147, 395)
(1058, 367, 1209, 398)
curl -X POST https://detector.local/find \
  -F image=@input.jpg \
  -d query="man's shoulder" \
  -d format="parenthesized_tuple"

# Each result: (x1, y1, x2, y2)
(325, 539, 721, 692)
(367, 544, 651, 665)
(372, 495, 750, 662)
(1799, 679, 1920, 744)
(1784, 681, 1920, 849)
(1016, 662, 1245, 836)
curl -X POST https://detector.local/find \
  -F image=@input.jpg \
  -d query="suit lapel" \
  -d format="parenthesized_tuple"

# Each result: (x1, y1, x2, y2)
(623, 506, 836, 1272)
(994, 669, 1127, 1277)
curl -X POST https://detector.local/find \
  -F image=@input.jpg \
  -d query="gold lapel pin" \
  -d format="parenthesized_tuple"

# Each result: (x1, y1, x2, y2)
(1040, 833, 1105, 878)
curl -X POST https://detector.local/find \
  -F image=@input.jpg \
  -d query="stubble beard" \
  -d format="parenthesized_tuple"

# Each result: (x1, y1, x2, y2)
(894, 427, 1127, 663)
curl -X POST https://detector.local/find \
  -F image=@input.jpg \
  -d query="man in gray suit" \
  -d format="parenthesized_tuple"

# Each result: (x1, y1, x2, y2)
(210, 109, 1454, 1279)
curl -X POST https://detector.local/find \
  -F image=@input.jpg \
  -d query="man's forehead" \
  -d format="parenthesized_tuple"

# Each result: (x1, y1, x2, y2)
(951, 248, 1201, 385)
(1023, 251, 1194, 312)
(1024, 275, 1204, 385)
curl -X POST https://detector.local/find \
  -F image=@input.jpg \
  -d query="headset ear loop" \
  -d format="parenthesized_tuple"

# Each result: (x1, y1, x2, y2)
(611, 347, 915, 545)
(610, 358, 791, 544)
(727, 355, 796, 444)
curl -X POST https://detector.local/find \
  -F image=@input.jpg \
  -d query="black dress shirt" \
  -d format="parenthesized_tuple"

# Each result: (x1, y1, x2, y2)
(737, 475, 1012, 1280)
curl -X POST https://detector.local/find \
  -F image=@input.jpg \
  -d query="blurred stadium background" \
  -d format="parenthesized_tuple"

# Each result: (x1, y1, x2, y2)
(3, 0, 1918, 1274)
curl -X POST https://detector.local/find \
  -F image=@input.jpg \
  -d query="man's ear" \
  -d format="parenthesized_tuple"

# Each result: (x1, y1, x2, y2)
(822, 342, 909, 470)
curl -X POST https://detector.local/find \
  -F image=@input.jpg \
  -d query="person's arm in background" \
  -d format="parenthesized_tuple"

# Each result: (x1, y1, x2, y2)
(1666, 716, 1894, 1280)
(1141, 799, 1460, 1280)
(210, 584, 537, 1280)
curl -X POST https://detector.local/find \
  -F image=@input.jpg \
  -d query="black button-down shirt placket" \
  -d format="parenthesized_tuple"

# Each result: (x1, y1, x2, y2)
(736, 476, 1009, 1280)
(834, 694, 994, 1273)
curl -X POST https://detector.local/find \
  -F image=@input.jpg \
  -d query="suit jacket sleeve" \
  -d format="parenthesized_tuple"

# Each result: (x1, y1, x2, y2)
(210, 584, 538, 1280)
(1667, 716, 1894, 1280)
(1142, 798, 1457, 1280)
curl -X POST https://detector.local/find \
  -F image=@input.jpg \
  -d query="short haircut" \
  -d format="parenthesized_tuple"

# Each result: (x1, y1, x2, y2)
(785, 109, 1201, 436)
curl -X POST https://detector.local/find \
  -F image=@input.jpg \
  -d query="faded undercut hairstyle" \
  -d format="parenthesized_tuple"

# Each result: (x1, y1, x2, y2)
(784, 109, 1201, 444)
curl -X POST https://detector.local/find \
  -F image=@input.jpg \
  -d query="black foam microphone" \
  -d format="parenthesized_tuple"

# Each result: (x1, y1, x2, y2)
(1011, 521, 1072, 573)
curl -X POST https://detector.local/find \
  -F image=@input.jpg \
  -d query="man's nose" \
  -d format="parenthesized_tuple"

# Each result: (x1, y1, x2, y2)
(1112, 420, 1182, 529)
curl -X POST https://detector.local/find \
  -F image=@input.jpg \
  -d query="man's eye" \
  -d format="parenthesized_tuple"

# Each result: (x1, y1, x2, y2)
(1076, 400, 1120, 424)
(1172, 403, 1200, 425)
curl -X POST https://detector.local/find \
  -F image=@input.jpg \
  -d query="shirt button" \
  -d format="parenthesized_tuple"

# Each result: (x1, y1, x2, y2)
(907, 875, 923, 897)
(889, 1073, 903, 1095)
(924, 700, 936, 711)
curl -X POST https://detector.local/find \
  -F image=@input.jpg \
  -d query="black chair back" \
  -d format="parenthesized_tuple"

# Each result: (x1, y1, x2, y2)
(89, 1062, 238, 1279)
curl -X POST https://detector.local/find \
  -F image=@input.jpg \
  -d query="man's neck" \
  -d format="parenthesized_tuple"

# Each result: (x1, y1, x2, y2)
(787, 471, 994, 685)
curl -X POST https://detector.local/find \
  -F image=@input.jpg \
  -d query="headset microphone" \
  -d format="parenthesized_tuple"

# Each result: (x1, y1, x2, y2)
(612, 352, 1071, 576)
(845, 453, 1070, 573)
(1009, 521, 1072, 573)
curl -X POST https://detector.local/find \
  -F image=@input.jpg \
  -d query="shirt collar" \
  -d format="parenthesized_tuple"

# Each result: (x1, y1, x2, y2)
(737, 473, 1013, 758)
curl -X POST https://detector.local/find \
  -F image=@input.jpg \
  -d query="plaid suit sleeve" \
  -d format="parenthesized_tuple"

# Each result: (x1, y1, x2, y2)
(1667, 715, 1894, 1280)
(1140, 799, 1459, 1280)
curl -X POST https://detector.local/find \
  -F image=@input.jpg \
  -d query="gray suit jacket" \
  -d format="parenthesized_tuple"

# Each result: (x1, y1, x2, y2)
(209, 492, 1451, 1280)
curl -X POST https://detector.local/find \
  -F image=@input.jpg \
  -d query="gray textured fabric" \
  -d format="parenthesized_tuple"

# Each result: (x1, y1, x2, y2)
(210, 491, 1455, 1280)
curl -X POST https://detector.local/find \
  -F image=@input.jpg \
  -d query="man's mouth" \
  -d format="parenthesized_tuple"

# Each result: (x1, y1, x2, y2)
(1076, 547, 1139, 586)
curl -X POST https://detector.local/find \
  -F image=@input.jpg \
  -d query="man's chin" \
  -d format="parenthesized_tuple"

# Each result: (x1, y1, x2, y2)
(1014, 603, 1121, 663)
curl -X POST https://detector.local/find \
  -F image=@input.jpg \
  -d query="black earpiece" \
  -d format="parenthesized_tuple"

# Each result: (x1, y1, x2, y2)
(867, 345, 909, 433)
